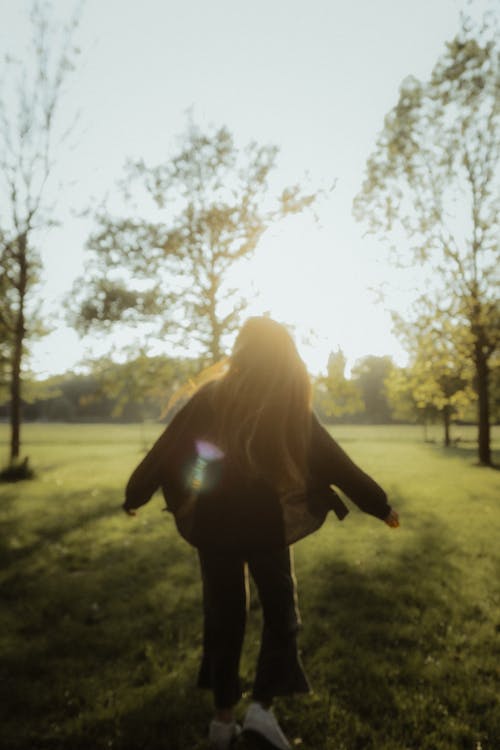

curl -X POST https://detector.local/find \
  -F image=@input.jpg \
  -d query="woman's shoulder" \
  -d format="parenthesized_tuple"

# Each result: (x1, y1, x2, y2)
(309, 411, 343, 460)
(177, 380, 219, 421)
(190, 379, 219, 407)
(310, 411, 330, 439)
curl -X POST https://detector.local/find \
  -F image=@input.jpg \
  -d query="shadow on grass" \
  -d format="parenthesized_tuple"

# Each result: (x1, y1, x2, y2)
(433, 440, 500, 469)
(1, 504, 206, 750)
(284, 516, 497, 750)
(303, 534, 451, 744)
(1, 504, 496, 750)
(0, 490, 123, 568)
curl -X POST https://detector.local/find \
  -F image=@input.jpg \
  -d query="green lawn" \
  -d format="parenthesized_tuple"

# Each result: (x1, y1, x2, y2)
(1, 423, 499, 750)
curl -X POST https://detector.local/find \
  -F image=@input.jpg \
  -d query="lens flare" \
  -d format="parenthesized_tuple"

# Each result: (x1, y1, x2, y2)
(184, 439, 225, 493)
(195, 440, 225, 461)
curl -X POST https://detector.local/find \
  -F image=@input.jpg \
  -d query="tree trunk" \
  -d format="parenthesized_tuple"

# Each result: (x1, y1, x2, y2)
(210, 335, 221, 364)
(208, 302, 222, 364)
(10, 333, 22, 462)
(475, 345, 491, 466)
(422, 418, 428, 443)
(442, 405, 451, 447)
(9, 235, 27, 464)
(207, 267, 222, 365)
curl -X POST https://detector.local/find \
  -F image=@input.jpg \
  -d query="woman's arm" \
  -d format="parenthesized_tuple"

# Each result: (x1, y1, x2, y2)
(310, 414, 393, 522)
(123, 426, 171, 513)
(123, 391, 205, 513)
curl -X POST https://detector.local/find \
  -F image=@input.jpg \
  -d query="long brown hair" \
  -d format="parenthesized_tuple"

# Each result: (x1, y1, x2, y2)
(211, 317, 312, 493)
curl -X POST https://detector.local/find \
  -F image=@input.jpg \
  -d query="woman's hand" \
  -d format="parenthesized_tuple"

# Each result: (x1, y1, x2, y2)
(384, 509, 400, 528)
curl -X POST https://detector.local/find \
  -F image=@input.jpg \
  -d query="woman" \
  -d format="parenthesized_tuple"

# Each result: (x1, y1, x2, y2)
(123, 317, 399, 750)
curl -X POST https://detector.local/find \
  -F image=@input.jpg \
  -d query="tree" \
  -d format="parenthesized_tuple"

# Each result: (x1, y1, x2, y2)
(81, 353, 200, 421)
(350, 355, 394, 423)
(388, 303, 476, 444)
(0, 354, 197, 423)
(385, 366, 438, 441)
(394, 302, 476, 445)
(354, 21, 500, 465)
(313, 350, 363, 421)
(71, 122, 318, 364)
(0, 266, 10, 401)
(0, 2, 80, 472)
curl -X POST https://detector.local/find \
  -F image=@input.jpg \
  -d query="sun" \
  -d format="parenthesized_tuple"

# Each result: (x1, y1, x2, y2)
(228, 212, 406, 375)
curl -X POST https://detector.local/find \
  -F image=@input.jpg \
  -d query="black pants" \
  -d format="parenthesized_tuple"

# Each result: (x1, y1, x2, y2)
(197, 546, 310, 708)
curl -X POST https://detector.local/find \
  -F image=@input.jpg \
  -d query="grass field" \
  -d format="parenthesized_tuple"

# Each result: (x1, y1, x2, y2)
(1, 422, 499, 750)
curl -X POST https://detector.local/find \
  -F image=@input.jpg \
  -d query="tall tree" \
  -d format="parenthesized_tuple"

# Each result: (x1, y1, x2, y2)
(350, 355, 394, 423)
(0, 1, 80, 470)
(353, 21, 500, 465)
(313, 350, 363, 421)
(71, 122, 318, 364)
(385, 365, 438, 441)
(390, 304, 475, 445)
(82, 353, 200, 421)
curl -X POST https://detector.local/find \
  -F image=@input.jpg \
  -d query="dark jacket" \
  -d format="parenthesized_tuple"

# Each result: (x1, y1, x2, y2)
(124, 383, 391, 550)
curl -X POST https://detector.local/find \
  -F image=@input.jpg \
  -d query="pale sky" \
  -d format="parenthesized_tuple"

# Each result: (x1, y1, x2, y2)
(1, 0, 494, 376)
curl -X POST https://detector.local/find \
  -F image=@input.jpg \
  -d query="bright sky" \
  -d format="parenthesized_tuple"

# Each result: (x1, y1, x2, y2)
(1, 0, 495, 376)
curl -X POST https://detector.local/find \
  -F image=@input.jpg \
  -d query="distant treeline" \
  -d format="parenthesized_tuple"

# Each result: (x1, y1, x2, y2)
(2, 353, 497, 436)
(1, 373, 146, 423)
(0, 355, 199, 424)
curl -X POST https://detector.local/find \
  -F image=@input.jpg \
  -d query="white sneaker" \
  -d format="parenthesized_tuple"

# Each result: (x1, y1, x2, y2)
(208, 719, 242, 749)
(243, 702, 291, 750)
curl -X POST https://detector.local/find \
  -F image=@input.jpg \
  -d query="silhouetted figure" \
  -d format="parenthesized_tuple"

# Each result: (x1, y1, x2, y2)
(124, 317, 400, 749)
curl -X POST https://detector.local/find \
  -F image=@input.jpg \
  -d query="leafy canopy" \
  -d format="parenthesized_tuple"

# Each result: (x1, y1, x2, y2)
(71, 122, 318, 363)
